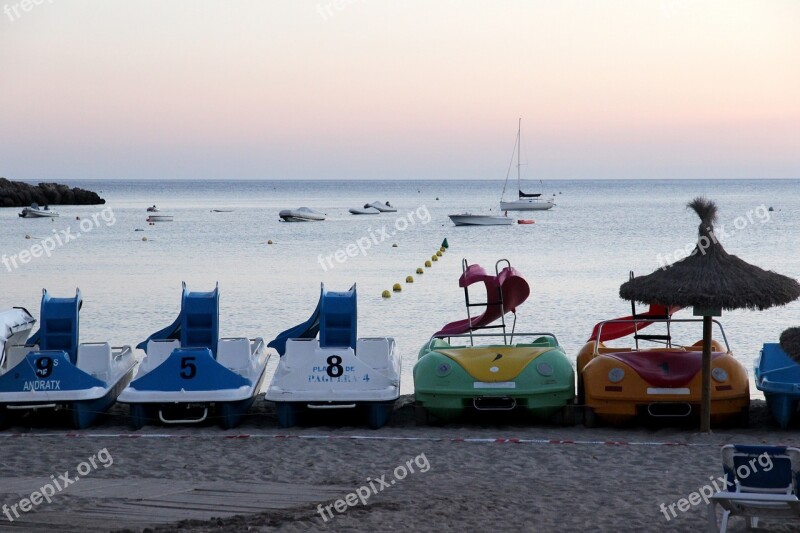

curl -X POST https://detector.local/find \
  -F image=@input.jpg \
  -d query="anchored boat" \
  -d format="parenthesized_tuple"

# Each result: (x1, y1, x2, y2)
(118, 283, 270, 429)
(18, 203, 60, 218)
(499, 119, 555, 211)
(0, 290, 137, 429)
(414, 259, 574, 424)
(265, 283, 400, 429)
(577, 301, 749, 427)
(279, 207, 326, 222)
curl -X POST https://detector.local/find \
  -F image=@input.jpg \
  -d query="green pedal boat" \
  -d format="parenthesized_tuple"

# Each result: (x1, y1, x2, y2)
(414, 259, 574, 424)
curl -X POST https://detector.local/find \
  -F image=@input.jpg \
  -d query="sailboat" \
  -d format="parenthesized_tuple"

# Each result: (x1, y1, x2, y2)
(499, 119, 554, 211)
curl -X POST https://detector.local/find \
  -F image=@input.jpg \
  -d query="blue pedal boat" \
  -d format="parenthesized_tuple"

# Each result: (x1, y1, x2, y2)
(118, 283, 270, 429)
(755, 343, 800, 428)
(0, 290, 137, 429)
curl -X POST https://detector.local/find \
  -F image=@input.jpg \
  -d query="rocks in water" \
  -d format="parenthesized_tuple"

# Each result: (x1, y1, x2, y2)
(0, 177, 105, 207)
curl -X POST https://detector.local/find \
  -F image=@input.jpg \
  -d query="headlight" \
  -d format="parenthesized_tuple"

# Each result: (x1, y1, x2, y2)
(608, 368, 625, 383)
(712, 367, 728, 382)
(536, 362, 553, 377)
(436, 362, 451, 377)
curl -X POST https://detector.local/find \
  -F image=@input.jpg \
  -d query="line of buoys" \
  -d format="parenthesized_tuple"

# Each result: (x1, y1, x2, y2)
(383, 238, 449, 298)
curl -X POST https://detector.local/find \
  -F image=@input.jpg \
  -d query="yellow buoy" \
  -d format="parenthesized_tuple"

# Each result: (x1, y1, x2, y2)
(425, 260, 432, 267)
(431, 255, 438, 262)
(393, 283, 402, 292)
(436, 250, 442, 257)
(267, 240, 274, 244)
(142, 236, 148, 241)
(440, 247, 446, 253)
(381, 290, 391, 299)
(416, 267, 424, 274)
(406, 276, 414, 283)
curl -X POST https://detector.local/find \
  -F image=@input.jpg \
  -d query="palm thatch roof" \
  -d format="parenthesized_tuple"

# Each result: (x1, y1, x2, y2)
(619, 198, 800, 310)
(780, 327, 800, 363)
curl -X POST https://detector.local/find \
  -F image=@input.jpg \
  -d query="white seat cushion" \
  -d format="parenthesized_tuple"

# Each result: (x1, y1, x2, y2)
(356, 338, 393, 370)
(77, 343, 111, 376)
(144, 339, 180, 373)
(217, 337, 252, 371)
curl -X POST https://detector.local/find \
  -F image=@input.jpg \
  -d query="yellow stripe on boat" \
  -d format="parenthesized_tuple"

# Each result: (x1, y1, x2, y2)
(434, 346, 550, 382)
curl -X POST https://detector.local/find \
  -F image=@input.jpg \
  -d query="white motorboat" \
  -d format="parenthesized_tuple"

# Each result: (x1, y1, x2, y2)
(146, 205, 159, 212)
(449, 214, 514, 226)
(499, 119, 555, 211)
(349, 206, 381, 215)
(365, 201, 397, 213)
(146, 215, 173, 222)
(279, 207, 325, 222)
(18, 203, 59, 218)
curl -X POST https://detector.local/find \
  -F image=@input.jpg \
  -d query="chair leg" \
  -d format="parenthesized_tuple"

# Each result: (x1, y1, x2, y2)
(720, 510, 730, 533)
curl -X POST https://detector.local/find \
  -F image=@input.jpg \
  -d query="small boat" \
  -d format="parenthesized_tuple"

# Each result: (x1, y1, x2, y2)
(577, 294, 749, 427)
(118, 283, 270, 429)
(18, 203, 59, 218)
(755, 343, 800, 428)
(518, 219, 535, 225)
(279, 207, 325, 222)
(499, 119, 554, 211)
(0, 290, 137, 429)
(211, 209, 233, 213)
(449, 214, 513, 226)
(265, 283, 400, 429)
(146, 215, 173, 222)
(414, 259, 574, 424)
(364, 201, 397, 213)
(146, 205, 159, 212)
(349, 206, 381, 215)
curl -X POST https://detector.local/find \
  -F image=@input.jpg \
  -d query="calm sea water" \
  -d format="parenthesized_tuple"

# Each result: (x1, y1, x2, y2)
(2, 179, 798, 396)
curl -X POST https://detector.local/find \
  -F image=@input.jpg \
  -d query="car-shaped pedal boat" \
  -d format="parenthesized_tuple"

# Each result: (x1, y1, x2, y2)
(0, 290, 137, 429)
(265, 283, 400, 429)
(755, 342, 800, 429)
(414, 259, 574, 424)
(577, 304, 749, 427)
(118, 283, 270, 429)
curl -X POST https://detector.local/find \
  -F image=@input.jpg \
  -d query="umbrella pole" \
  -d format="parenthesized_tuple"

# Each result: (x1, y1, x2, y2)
(701, 315, 712, 432)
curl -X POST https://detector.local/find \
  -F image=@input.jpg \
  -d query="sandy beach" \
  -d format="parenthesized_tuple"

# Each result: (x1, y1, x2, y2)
(0, 397, 797, 532)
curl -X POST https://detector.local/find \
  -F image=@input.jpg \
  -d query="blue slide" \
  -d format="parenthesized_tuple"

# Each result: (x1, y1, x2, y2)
(137, 282, 220, 357)
(268, 283, 357, 356)
(28, 289, 81, 364)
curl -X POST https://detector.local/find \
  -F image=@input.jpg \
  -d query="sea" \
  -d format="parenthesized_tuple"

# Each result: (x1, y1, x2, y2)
(2, 179, 798, 396)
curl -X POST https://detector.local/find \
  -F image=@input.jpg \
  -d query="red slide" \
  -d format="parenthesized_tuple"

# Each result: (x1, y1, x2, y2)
(587, 304, 681, 343)
(434, 263, 530, 337)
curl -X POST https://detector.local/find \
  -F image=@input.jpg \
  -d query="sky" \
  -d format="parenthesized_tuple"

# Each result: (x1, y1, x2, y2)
(0, 0, 798, 180)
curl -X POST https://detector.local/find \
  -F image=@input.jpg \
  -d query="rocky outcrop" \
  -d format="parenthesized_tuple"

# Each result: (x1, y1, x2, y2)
(0, 178, 105, 207)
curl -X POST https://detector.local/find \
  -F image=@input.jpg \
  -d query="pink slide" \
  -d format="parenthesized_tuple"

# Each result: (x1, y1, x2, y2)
(434, 263, 531, 337)
(587, 304, 682, 343)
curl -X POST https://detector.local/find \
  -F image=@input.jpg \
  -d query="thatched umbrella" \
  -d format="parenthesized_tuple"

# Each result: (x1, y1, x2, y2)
(780, 327, 800, 363)
(619, 197, 800, 431)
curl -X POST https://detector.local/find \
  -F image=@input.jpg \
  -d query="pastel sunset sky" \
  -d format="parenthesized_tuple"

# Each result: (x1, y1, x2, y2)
(1, 1, 798, 180)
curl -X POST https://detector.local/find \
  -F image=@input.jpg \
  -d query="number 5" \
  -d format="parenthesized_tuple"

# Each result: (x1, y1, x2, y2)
(180, 356, 197, 379)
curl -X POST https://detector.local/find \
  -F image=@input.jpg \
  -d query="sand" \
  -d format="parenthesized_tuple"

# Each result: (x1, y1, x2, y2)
(1, 397, 799, 532)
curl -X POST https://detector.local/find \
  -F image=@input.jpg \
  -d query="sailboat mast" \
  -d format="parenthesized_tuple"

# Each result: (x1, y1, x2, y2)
(517, 118, 521, 195)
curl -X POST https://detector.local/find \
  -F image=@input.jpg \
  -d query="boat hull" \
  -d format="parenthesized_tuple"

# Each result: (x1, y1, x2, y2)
(449, 215, 514, 226)
(500, 200, 554, 211)
(279, 208, 325, 222)
(266, 338, 401, 429)
(755, 343, 800, 428)
(578, 341, 750, 426)
(414, 337, 574, 423)
(118, 342, 270, 429)
(0, 349, 137, 429)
